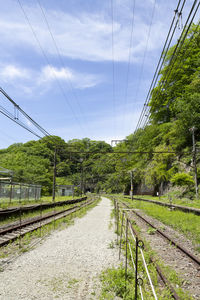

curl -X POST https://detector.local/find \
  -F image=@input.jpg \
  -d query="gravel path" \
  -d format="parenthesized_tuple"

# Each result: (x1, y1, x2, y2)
(0, 197, 119, 300)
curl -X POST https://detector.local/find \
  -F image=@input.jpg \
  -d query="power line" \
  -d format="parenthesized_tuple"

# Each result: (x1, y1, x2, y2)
(111, 0, 116, 138)
(135, 0, 184, 131)
(36, 0, 90, 136)
(0, 87, 51, 138)
(143, 0, 200, 127)
(17, 0, 87, 136)
(135, 0, 186, 131)
(132, 0, 156, 132)
(122, 0, 136, 134)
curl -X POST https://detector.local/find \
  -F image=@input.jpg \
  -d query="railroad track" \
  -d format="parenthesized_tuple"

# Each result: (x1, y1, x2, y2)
(116, 201, 180, 299)
(115, 199, 200, 299)
(0, 198, 94, 248)
(121, 201, 200, 268)
(124, 196, 200, 215)
(0, 196, 87, 218)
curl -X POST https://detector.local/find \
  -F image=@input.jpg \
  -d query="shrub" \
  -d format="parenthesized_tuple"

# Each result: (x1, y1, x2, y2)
(171, 173, 194, 186)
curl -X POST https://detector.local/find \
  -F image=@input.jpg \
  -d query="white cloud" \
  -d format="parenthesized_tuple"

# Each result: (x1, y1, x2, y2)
(0, 3, 171, 63)
(0, 65, 30, 80)
(39, 65, 73, 82)
(0, 63, 101, 93)
(38, 65, 102, 89)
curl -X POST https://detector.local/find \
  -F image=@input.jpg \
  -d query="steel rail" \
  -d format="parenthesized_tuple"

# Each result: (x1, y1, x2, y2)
(122, 202, 200, 267)
(0, 197, 87, 217)
(124, 196, 200, 215)
(0, 199, 95, 247)
(127, 218, 180, 300)
(118, 204, 180, 300)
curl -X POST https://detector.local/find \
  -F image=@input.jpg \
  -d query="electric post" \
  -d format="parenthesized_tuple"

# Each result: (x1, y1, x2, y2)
(52, 148, 57, 201)
(189, 127, 198, 199)
(130, 170, 133, 201)
(128, 170, 134, 201)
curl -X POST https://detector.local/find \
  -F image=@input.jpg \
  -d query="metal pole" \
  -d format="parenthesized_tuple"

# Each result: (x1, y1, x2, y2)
(116, 203, 119, 244)
(81, 163, 83, 197)
(125, 218, 128, 288)
(9, 182, 13, 204)
(119, 212, 125, 260)
(52, 148, 57, 201)
(135, 236, 138, 300)
(190, 127, 198, 198)
(130, 171, 133, 201)
(19, 184, 22, 248)
(40, 196, 42, 237)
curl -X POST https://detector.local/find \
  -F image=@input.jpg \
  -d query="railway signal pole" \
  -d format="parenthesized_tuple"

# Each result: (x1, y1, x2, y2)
(189, 127, 198, 199)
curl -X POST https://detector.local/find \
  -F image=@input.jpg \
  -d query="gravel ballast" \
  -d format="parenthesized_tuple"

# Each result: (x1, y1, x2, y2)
(0, 197, 119, 300)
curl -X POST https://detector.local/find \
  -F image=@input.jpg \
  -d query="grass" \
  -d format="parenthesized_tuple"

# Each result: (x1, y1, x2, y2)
(67, 278, 79, 288)
(0, 202, 76, 227)
(116, 195, 200, 253)
(132, 194, 200, 209)
(102, 198, 195, 299)
(0, 195, 79, 209)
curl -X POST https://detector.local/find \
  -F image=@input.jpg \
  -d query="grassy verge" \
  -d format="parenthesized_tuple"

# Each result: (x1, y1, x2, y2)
(0, 202, 78, 227)
(116, 195, 200, 253)
(0, 195, 77, 209)
(114, 193, 200, 209)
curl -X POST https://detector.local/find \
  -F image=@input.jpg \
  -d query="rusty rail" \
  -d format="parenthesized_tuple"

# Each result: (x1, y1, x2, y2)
(0, 198, 95, 248)
(125, 196, 200, 216)
(122, 201, 200, 268)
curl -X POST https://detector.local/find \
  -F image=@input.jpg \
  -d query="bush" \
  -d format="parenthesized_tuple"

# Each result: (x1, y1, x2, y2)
(171, 173, 194, 186)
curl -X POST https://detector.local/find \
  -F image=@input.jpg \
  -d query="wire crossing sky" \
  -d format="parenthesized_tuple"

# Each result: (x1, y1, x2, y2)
(0, 0, 198, 149)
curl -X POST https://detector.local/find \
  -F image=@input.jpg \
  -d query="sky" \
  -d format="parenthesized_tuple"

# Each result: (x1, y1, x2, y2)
(0, 0, 196, 148)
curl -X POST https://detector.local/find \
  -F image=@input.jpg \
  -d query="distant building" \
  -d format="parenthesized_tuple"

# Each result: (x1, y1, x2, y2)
(56, 185, 74, 197)
(0, 166, 13, 181)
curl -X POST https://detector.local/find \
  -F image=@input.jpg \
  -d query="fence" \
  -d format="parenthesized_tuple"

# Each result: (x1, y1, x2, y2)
(114, 199, 158, 300)
(0, 181, 41, 204)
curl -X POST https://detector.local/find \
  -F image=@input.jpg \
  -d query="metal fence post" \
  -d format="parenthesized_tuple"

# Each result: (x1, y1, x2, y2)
(9, 183, 13, 204)
(125, 217, 128, 288)
(119, 211, 125, 260)
(40, 196, 42, 237)
(116, 202, 119, 244)
(135, 236, 138, 300)
(19, 184, 22, 248)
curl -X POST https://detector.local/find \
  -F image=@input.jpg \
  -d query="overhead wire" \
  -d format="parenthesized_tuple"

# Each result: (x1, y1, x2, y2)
(132, 0, 156, 132)
(143, 0, 200, 127)
(0, 87, 50, 137)
(122, 0, 136, 134)
(36, 0, 91, 136)
(135, 0, 186, 131)
(0, 104, 42, 138)
(111, 0, 116, 138)
(135, 0, 183, 131)
(17, 0, 87, 136)
(155, 0, 200, 95)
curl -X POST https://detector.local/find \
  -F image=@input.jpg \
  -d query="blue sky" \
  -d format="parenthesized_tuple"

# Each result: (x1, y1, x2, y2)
(0, 0, 196, 148)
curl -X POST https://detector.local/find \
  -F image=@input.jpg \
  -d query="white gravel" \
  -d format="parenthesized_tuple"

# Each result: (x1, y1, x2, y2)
(0, 197, 119, 300)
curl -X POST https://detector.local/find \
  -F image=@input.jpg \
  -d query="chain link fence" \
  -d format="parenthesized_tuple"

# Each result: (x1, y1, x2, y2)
(0, 181, 41, 203)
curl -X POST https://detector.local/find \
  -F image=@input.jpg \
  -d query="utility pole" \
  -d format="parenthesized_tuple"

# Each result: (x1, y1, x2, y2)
(79, 158, 83, 197)
(189, 127, 198, 199)
(129, 170, 134, 201)
(52, 148, 57, 201)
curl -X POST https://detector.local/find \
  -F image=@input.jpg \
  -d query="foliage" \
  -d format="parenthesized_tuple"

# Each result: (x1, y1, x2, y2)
(171, 173, 194, 187)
